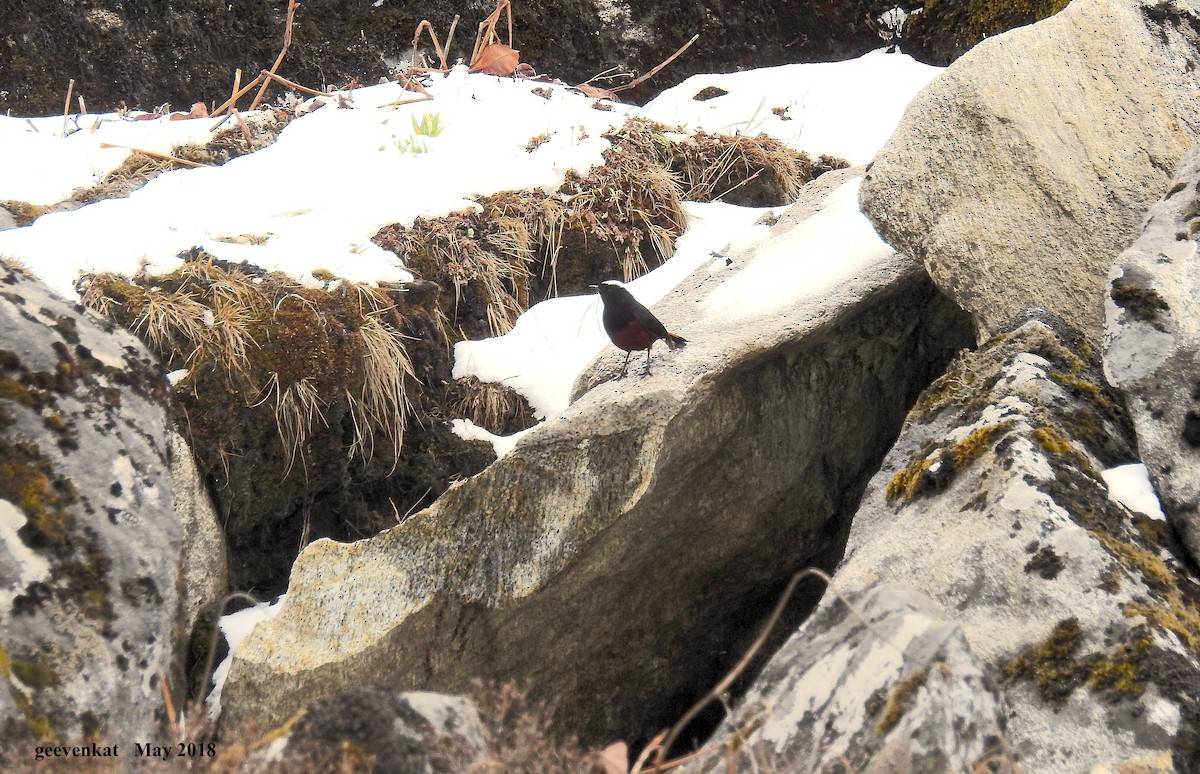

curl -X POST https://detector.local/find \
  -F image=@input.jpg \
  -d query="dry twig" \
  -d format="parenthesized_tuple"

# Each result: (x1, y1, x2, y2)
(249, 0, 299, 110)
(411, 19, 452, 70)
(97, 143, 210, 168)
(210, 73, 265, 128)
(61, 78, 75, 137)
(613, 34, 699, 93)
(471, 0, 514, 65)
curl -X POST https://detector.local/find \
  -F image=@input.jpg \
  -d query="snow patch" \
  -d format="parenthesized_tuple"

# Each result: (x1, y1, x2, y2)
(207, 596, 287, 720)
(450, 418, 530, 459)
(640, 51, 942, 166)
(700, 178, 893, 321)
(1102, 463, 1166, 521)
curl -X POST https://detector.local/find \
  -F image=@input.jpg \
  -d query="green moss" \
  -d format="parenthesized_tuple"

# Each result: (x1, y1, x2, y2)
(1093, 530, 1175, 591)
(1125, 597, 1200, 655)
(1087, 631, 1152, 698)
(950, 423, 1005, 468)
(0, 440, 77, 546)
(0, 375, 40, 408)
(886, 452, 939, 504)
(10, 657, 58, 690)
(1003, 617, 1084, 702)
(1048, 370, 1117, 413)
(886, 421, 1013, 504)
(911, 358, 981, 417)
(27, 715, 55, 741)
(883, 420, 1012, 504)
(1059, 407, 1105, 452)
(910, 0, 1072, 58)
(876, 667, 929, 735)
(1087, 514, 1200, 658)
(1001, 614, 1152, 701)
(1111, 282, 1169, 323)
(1032, 425, 1074, 455)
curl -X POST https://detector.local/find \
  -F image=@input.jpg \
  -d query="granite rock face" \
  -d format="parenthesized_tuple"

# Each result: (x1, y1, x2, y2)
(695, 318, 1200, 771)
(861, 0, 1200, 345)
(0, 261, 180, 745)
(1105, 144, 1200, 571)
(216, 170, 976, 748)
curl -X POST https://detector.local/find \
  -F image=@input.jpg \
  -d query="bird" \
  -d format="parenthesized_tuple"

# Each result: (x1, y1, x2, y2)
(594, 280, 688, 377)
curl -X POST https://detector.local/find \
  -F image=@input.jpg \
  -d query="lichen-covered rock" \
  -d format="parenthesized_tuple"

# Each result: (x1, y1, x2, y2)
(1105, 144, 1200, 572)
(711, 316, 1200, 770)
(861, 0, 1200, 346)
(682, 585, 1006, 773)
(216, 170, 975, 748)
(272, 688, 487, 773)
(0, 261, 180, 745)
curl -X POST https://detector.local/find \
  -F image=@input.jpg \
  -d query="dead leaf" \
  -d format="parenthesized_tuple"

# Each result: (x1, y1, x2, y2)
(470, 43, 520, 76)
(589, 741, 628, 774)
(169, 102, 210, 120)
(571, 83, 621, 102)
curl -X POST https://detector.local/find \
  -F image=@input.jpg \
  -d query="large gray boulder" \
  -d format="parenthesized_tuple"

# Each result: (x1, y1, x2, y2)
(0, 261, 181, 745)
(860, 0, 1200, 346)
(1105, 145, 1200, 572)
(694, 317, 1200, 771)
(217, 169, 976, 747)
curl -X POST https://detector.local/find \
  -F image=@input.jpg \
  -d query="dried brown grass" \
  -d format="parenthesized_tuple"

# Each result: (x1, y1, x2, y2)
(82, 250, 414, 471)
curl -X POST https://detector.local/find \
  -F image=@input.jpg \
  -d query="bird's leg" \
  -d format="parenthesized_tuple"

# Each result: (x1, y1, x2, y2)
(642, 347, 653, 376)
(618, 350, 631, 378)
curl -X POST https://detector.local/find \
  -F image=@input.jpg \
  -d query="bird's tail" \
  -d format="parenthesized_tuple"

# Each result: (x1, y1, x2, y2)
(665, 333, 688, 350)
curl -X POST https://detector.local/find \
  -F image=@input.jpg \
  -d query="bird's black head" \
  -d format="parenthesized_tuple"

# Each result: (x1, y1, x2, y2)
(594, 280, 633, 305)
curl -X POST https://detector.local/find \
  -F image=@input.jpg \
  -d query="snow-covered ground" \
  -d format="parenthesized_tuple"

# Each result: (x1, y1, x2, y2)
(0, 51, 941, 430)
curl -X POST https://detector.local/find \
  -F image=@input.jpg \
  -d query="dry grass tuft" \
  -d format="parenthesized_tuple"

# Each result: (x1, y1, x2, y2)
(376, 115, 846, 339)
(69, 152, 183, 204)
(1, 200, 46, 227)
(82, 249, 414, 471)
(452, 375, 537, 435)
(673, 131, 848, 205)
(376, 212, 535, 337)
(462, 681, 588, 774)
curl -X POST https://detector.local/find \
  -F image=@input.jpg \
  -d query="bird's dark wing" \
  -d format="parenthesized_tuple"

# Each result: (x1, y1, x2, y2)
(631, 303, 671, 340)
